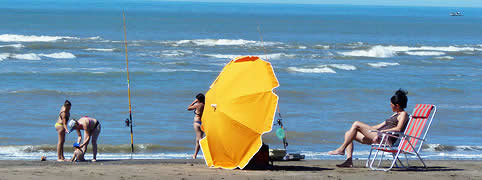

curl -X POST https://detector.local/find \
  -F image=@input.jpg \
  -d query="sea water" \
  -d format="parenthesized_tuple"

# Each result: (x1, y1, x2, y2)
(0, 1, 481, 160)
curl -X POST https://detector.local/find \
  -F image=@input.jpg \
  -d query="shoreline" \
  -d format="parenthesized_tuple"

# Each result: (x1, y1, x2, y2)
(1, 159, 480, 179)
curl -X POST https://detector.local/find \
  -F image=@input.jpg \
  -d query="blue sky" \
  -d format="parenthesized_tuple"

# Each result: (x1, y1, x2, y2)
(165, 0, 481, 8)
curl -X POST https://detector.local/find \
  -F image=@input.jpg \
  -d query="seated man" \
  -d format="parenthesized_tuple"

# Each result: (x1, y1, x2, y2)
(70, 143, 85, 162)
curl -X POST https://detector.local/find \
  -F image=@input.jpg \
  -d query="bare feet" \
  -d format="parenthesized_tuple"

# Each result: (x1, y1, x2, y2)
(192, 155, 196, 159)
(336, 159, 353, 168)
(56, 159, 65, 162)
(91, 159, 97, 162)
(327, 150, 345, 155)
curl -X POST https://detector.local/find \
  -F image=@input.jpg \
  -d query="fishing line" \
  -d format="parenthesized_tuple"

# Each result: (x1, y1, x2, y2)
(257, 24, 288, 149)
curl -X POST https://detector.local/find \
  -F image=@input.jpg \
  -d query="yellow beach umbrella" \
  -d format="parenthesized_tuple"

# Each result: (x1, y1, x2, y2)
(200, 56, 279, 169)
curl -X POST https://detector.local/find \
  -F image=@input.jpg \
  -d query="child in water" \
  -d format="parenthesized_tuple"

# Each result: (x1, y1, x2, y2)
(70, 143, 85, 162)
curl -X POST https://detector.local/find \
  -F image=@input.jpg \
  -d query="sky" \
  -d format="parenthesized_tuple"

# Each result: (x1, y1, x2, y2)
(164, 0, 482, 8)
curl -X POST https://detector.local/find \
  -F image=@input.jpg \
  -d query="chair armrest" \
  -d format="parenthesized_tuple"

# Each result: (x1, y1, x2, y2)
(370, 130, 401, 138)
(398, 133, 426, 141)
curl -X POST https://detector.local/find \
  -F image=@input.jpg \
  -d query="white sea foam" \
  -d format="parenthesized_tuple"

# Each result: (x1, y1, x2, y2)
(39, 52, 76, 59)
(177, 39, 257, 46)
(0, 53, 9, 61)
(434, 56, 455, 60)
(170, 39, 281, 47)
(367, 62, 400, 68)
(405, 51, 445, 56)
(340, 45, 479, 58)
(0, 52, 75, 60)
(0, 44, 24, 48)
(85, 48, 115, 52)
(87, 36, 102, 40)
(298, 46, 307, 49)
(205, 53, 292, 60)
(328, 64, 357, 70)
(204, 54, 240, 59)
(155, 68, 215, 73)
(340, 45, 397, 58)
(0, 34, 78, 42)
(287, 66, 336, 74)
(12, 53, 41, 60)
(0, 145, 195, 160)
(160, 50, 193, 57)
(314, 45, 330, 49)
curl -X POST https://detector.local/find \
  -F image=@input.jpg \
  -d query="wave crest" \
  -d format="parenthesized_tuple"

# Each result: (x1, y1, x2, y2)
(0, 34, 79, 42)
(367, 62, 400, 68)
(287, 66, 336, 74)
(340, 45, 397, 58)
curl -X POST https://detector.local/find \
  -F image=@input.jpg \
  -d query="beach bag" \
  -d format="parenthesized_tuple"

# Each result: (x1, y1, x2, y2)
(245, 143, 269, 169)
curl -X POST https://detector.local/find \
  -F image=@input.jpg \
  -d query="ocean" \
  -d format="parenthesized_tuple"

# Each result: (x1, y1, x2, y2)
(0, 1, 481, 160)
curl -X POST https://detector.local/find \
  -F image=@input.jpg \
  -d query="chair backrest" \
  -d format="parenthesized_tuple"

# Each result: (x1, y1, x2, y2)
(398, 104, 436, 153)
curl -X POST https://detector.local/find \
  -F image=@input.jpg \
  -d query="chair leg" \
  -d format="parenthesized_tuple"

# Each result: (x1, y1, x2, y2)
(366, 147, 374, 167)
(396, 156, 405, 168)
(369, 148, 381, 170)
(414, 151, 427, 168)
(387, 151, 402, 171)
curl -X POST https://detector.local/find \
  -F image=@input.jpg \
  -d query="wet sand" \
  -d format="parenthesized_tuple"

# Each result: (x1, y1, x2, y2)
(0, 159, 480, 180)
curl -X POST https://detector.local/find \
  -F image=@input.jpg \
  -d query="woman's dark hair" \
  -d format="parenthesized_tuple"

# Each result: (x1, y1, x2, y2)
(391, 89, 408, 110)
(64, 100, 71, 107)
(196, 93, 205, 103)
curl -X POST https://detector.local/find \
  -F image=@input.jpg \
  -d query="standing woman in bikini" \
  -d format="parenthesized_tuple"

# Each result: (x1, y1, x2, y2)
(67, 116, 101, 162)
(187, 93, 205, 159)
(55, 100, 71, 161)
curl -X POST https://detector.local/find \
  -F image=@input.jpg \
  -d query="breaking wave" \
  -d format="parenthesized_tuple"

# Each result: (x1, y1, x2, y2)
(367, 62, 400, 68)
(287, 66, 336, 74)
(85, 48, 115, 52)
(39, 52, 76, 59)
(339, 45, 397, 58)
(339, 45, 479, 58)
(0, 44, 24, 48)
(328, 64, 357, 70)
(204, 53, 294, 60)
(11, 53, 41, 60)
(0, 52, 76, 60)
(0, 34, 79, 42)
(433, 56, 455, 60)
(160, 50, 194, 57)
(405, 51, 445, 56)
(0, 144, 193, 160)
(164, 39, 281, 47)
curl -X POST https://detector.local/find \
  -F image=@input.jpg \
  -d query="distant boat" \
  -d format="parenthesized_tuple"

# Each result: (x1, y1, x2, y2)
(450, 12, 463, 16)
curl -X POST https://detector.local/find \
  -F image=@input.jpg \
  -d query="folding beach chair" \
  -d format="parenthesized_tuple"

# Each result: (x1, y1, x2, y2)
(366, 104, 437, 171)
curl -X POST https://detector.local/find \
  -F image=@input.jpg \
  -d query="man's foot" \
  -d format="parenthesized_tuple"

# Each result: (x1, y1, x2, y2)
(91, 159, 96, 162)
(327, 150, 345, 155)
(336, 159, 353, 168)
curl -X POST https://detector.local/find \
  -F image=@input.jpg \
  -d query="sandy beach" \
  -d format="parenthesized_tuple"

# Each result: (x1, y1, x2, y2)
(1, 159, 480, 180)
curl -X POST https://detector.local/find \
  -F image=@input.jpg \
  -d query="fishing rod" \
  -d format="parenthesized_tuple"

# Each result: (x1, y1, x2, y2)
(257, 25, 288, 150)
(123, 11, 135, 155)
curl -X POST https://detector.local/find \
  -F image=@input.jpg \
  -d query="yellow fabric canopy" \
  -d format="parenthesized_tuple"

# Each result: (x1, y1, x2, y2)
(200, 56, 279, 169)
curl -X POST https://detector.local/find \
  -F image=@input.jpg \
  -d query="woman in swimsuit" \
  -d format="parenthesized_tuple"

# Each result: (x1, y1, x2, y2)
(187, 93, 205, 159)
(55, 100, 71, 161)
(328, 89, 409, 168)
(67, 116, 101, 162)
